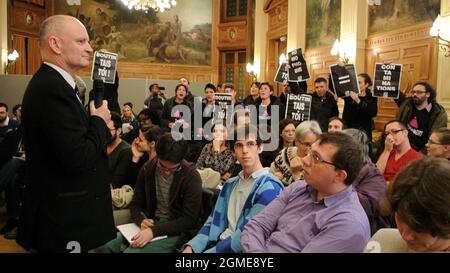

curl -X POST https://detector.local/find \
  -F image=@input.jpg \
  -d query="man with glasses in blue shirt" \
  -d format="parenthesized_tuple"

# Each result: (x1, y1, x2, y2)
(396, 81, 448, 153)
(183, 125, 283, 253)
(241, 133, 371, 253)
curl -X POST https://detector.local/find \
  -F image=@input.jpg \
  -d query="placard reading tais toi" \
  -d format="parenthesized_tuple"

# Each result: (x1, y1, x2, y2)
(91, 51, 118, 84)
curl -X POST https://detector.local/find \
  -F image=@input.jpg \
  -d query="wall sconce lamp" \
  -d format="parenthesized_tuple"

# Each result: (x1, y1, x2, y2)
(430, 14, 450, 57)
(279, 53, 287, 65)
(331, 39, 349, 64)
(246, 63, 257, 81)
(4, 50, 19, 74)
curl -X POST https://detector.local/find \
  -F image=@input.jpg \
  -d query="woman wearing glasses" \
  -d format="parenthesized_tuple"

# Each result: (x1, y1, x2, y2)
(270, 120, 322, 186)
(426, 128, 450, 159)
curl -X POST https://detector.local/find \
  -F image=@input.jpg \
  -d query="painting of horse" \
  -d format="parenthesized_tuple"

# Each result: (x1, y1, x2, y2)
(54, 0, 212, 65)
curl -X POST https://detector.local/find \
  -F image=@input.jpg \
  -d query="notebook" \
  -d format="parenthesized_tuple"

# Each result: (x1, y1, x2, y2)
(116, 223, 168, 244)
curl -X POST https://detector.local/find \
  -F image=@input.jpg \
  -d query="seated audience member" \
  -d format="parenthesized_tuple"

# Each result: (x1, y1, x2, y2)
(101, 133, 203, 253)
(241, 133, 371, 253)
(161, 84, 193, 133)
(0, 103, 20, 141)
(183, 125, 284, 253)
(328, 117, 346, 133)
(233, 108, 251, 129)
(270, 120, 322, 186)
(243, 82, 260, 106)
(121, 102, 139, 133)
(388, 157, 450, 252)
(122, 108, 160, 144)
(376, 120, 422, 182)
(107, 112, 132, 189)
(342, 129, 390, 235)
(426, 128, 450, 159)
(196, 122, 235, 183)
(277, 119, 296, 151)
(0, 126, 24, 238)
(126, 126, 162, 189)
(12, 104, 22, 123)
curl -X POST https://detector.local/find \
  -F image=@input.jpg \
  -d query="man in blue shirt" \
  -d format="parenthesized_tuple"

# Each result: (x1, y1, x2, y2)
(242, 133, 371, 253)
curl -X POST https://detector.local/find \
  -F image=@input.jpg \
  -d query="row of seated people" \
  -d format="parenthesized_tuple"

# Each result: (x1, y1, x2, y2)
(96, 115, 449, 253)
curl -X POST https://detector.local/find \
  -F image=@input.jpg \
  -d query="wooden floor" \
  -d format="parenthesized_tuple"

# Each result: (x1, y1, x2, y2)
(0, 202, 26, 253)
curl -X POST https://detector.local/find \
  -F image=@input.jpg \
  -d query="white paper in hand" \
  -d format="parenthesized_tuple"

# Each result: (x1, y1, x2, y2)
(116, 223, 168, 244)
(116, 223, 140, 244)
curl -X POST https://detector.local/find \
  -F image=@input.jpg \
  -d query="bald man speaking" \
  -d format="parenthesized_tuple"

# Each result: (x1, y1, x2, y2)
(18, 15, 115, 252)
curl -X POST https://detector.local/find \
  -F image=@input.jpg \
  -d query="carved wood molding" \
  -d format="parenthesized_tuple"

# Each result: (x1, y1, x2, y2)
(218, 22, 248, 49)
(367, 22, 433, 48)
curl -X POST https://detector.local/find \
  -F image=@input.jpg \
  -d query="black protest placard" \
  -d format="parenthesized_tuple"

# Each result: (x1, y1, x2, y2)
(329, 63, 360, 97)
(288, 48, 310, 82)
(274, 62, 289, 84)
(285, 94, 312, 123)
(213, 93, 233, 122)
(373, 63, 402, 99)
(91, 51, 118, 84)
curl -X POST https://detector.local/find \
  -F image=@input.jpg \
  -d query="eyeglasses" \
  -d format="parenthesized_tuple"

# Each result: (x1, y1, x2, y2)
(427, 139, 443, 145)
(157, 160, 181, 174)
(234, 141, 258, 150)
(384, 128, 404, 136)
(306, 150, 336, 167)
(411, 90, 427, 95)
(297, 140, 313, 149)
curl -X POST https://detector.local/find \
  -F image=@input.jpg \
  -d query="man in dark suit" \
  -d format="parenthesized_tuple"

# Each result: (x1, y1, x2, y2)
(17, 15, 116, 252)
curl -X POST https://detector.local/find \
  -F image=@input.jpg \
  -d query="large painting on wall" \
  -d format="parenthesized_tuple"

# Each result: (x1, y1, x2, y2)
(306, 0, 341, 49)
(369, 0, 440, 34)
(54, 0, 212, 65)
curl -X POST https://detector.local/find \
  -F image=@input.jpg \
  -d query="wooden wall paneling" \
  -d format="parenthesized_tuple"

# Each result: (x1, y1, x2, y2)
(217, 21, 248, 50)
(305, 46, 340, 93)
(366, 22, 437, 130)
(27, 36, 40, 74)
(9, 0, 46, 37)
(264, 0, 288, 34)
(17, 0, 45, 7)
(264, 0, 288, 92)
(9, 35, 26, 74)
(8, 0, 49, 75)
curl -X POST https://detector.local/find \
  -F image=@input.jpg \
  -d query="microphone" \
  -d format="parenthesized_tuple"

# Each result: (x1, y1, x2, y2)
(92, 79, 105, 108)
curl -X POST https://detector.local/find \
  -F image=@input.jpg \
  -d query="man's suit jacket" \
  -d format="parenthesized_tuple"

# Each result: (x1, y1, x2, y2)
(17, 64, 116, 252)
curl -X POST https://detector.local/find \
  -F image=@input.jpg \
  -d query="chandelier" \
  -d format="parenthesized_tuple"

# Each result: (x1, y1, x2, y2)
(120, 0, 177, 12)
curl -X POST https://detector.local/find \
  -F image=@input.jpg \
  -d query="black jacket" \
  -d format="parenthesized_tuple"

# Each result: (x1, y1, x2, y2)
(310, 91, 339, 132)
(130, 159, 203, 238)
(343, 90, 378, 141)
(18, 64, 115, 252)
